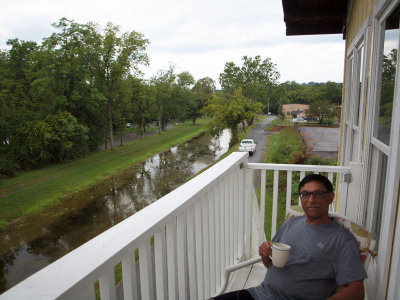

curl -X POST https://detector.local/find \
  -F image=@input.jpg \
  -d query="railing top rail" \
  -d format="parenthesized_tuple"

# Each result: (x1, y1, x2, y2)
(247, 163, 350, 173)
(1, 152, 248, 299)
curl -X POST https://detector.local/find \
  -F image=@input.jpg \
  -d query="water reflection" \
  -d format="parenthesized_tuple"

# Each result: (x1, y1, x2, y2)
(0, 129, 231, 293)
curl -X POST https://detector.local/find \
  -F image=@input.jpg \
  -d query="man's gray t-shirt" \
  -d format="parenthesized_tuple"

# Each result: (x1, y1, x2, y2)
(248, 216, 367, 300)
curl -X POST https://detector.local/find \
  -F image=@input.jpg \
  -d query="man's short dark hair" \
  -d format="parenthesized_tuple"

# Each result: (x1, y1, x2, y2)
(299, 174, 333, 193)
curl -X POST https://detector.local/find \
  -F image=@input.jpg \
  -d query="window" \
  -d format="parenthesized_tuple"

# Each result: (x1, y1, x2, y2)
(361, 2, 400, 298)
(341, 18, 369, 167)
(365, 2, 399, 244)
(376, 6, 399, 145)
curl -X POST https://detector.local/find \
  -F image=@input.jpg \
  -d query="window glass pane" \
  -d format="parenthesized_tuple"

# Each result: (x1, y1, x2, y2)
(355, 46, 364, 126)
(373, 154, 388, 248)
(378, 5, 399, 145)
(365, 148, 388, 249)
(346, 57, 353, 122)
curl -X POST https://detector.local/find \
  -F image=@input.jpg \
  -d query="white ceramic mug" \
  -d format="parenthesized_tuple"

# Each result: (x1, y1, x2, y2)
(270, 242, 291, 268)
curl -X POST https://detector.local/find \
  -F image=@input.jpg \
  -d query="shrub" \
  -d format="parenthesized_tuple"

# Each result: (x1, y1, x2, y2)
(264, 127, 306, 164)
(305, 156, 337, 166)
(10, 111, 89, 169)
(0, 157, 20, 178)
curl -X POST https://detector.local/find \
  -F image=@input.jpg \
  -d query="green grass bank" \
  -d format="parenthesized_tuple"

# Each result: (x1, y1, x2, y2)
(261, 126, 306, 239)
(0, 121, 208, 227)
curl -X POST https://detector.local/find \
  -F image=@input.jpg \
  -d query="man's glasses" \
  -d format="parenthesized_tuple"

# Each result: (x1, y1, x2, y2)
(299, 190, 330, 200)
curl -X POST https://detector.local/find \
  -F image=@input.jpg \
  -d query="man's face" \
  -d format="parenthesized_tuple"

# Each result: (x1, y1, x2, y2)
(300, 181, 334, 223)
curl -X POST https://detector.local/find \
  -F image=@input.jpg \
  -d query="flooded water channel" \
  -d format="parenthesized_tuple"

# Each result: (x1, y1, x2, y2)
(0, 130, 231, 294)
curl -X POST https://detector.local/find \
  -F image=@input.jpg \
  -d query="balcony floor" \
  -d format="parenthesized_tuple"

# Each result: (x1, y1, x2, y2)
(225, 262, 267, 293)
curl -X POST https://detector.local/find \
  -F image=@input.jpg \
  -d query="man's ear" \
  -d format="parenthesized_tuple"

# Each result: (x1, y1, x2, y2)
(328, 192, 335, 204)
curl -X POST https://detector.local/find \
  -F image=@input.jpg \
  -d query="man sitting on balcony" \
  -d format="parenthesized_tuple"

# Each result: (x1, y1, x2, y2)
(212, 174, 367, 300)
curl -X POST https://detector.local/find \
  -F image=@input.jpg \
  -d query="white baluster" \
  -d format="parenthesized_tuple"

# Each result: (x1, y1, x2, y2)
(286, 170, 293, 214)
(139, 240, 153, 300)
(122, 253, 138, 300)
(177, 212, 187, 299)
(166, 219, 177, 300)
(154, 230, 167, 300)
(215, 184, 222, 290)
(202, 196, 210, 297)
(229, 171, 234, 265)
(209, 190, 216, 294)
(259, 170, 266, 243)
(271, 170, 279, 239)
(244, 165, 252, 258)
(99, 265, 116, 300)
(195, 201, 204, 300)
(187, 206, 197, 299)
(233, 168, 238, 261)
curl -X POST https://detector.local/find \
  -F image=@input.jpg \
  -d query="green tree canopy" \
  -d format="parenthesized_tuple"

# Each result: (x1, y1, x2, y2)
(307, 100, 338, 124)
(219, 55, 280, 113)
(203, 88, 263, 145)
(189, 77, 216, 124)
(0, 18, 150, 175)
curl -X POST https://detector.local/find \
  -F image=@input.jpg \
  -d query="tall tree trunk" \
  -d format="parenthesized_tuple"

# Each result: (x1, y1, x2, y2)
(108, 103, 114, 150)
(104, 129, 108, 150)
(163, 118, 167, 131)
(242, 118, 248, 132)
(157, 109, 162, 134)
(161, 104, 166, 131)
(120, 120, 123, 146)
(140, 116, 145, 138)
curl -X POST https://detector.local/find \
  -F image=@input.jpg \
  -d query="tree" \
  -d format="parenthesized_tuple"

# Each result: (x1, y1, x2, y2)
(10, 111, 88, 168)
(39, 19, 110, 150)
(219, 55, 280, 113)
(152, 66, 176, 133)
(203, 88, 263, 145)
(380, 49, 397, 123)
(307, 100, 337, 124)
(320, 81, 342, 105)
(91, 22, 149, 149)
(189, 77, 216, 124)
(127, 77, 157, 137)
(173, 71, 195, 123)
(0, 18, 151, 173)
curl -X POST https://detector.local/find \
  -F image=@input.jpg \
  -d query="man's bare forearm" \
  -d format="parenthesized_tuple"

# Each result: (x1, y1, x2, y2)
(327, 281, 364, 300)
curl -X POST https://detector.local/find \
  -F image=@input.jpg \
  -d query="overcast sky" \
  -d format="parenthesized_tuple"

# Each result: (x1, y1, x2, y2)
(0, 0, 346, 86)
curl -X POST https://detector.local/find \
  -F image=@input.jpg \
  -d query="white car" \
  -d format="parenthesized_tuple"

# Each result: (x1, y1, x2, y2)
(238, 139, 257, 156)
(291, 117, 307, 123)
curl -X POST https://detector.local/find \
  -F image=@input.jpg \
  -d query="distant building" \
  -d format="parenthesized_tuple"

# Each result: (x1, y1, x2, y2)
(282, 104, 310, 118)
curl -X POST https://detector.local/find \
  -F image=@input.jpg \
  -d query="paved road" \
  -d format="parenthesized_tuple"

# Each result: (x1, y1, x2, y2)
(297, 127, 340, 160)
(246, 115, 277, 163)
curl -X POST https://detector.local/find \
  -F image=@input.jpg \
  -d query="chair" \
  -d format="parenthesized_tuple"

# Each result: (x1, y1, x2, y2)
(215, 205, 376, 296)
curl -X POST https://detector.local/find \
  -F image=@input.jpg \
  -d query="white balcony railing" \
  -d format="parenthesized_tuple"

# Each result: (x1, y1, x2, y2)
(0, 152, 351, 300)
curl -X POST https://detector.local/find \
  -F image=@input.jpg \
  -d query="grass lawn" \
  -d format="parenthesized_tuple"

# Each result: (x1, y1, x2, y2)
(0, 120, 208, 227)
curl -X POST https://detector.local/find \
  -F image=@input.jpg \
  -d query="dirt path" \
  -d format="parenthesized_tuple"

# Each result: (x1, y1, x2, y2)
(99, 124, 174, 150)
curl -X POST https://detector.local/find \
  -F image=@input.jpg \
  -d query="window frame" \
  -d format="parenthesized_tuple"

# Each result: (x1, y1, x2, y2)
(361, 1, 400, 298)
(341, 17, 370, 167)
